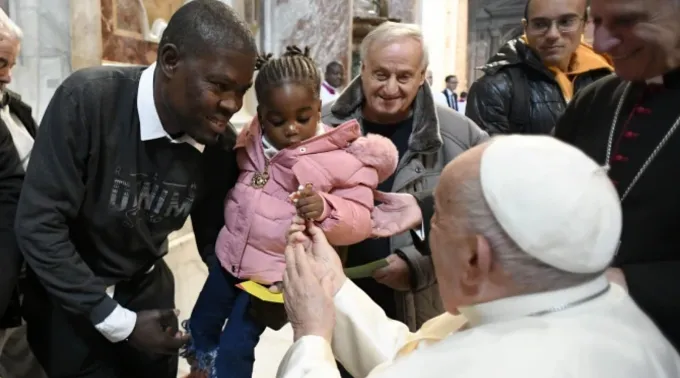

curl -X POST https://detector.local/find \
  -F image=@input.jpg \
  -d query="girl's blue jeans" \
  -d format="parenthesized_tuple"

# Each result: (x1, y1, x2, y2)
(185, 262, 266, 378)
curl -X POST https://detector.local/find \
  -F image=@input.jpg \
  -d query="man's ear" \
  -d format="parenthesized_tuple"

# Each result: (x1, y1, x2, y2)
(158, 43, 181, 79)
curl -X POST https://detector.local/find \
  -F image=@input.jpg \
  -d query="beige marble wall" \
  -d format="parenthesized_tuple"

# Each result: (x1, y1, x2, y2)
(388, 0, 417, 22)
(262, 0, 353, 78)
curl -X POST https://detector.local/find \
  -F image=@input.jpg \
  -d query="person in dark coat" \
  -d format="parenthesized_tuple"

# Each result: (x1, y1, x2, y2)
(0, 9, 47, 377)
(553, 0, 680, 351)
(13, 1, 256, 377)
(466, 0, 612, 135)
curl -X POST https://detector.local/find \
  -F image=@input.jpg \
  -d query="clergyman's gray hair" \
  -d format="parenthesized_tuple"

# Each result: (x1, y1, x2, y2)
(359, 22, 429, 69)
(0, 8, 22, 41)
(456, 175, 604, 293)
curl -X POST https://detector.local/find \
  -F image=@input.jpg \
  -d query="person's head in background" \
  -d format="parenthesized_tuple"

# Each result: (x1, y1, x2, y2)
(255, 46, 322, 151)
(360, 22, 428, 124)
(589, 0, 680, 81)
(324, 61, 345, 89)
(429, 136, 621, 315)
(0, 8, 22, 96)
(445, 75, 458, 92)
(522, 0, 588, 71)
(459, 91, 468, 100)
(426, 70, 434, 86)
(154, 0, 258, 145)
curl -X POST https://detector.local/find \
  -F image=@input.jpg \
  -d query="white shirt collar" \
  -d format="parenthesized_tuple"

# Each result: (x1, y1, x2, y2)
(646, 76, 664, 84)
(137, 63, 202, 151)
(458, 275, 610, 327)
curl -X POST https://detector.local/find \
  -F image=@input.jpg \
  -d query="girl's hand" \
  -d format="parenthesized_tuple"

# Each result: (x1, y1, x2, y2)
(294, 185, 325, 221)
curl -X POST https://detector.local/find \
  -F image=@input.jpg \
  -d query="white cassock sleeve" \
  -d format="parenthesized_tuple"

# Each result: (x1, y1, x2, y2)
(278, 279, 467, 378)
(276, 335, 341, 378)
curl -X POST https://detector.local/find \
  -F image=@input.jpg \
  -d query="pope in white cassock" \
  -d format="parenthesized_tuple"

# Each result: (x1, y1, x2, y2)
(276, 135, 680, 378)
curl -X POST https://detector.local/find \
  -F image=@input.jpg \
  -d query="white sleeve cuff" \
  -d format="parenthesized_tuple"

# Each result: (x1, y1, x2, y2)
(94, 304, 137, 343)
(413, 223, 425, 240)
(276, 335, 338, 378)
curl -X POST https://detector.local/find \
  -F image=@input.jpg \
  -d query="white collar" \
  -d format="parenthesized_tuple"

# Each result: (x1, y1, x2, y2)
(137, 63, 202, 151)
(646, 76, 664, 84)
(458, 275, 610, 327)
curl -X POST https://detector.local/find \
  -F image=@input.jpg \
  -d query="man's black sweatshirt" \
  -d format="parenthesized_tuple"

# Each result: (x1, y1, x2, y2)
(14, 66, 238, 325)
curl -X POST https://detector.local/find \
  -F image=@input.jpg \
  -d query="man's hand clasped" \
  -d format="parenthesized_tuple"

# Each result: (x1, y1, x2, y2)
(373, 254, 411, 291)
(127, 309, 189, 354)
(282, 216, 346, 342)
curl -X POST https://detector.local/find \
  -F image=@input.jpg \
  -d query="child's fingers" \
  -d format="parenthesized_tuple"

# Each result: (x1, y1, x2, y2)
(298, 183, 315, 197)
(298, 204, 321, 219)
(269, 282, 283, 293)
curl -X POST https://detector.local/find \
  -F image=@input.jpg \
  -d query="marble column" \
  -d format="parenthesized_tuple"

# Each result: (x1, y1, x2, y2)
(9, 0, 71, 121)
(70, 0, 101, 71)
(419, 0, 468, 91)
(262, 0, 353, 80)
(455, 0, 468, 90)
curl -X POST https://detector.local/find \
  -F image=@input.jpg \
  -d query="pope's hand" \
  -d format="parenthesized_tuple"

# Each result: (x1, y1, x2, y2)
(287, 216, 346, 296)
(371, 192, 422, 238)
(283, 243, 336, 342)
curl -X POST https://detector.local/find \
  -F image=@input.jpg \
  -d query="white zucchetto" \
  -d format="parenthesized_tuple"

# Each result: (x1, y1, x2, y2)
(480, 135, 621, 273)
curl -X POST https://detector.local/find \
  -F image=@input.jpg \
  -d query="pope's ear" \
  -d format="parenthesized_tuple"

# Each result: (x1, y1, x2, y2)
(468, 235, 493, 281)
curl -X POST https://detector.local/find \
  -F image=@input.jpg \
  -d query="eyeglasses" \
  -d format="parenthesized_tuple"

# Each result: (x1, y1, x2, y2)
(526, 15, 585, 35)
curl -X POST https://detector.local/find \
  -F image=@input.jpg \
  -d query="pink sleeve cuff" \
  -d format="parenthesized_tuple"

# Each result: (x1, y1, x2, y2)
(315, 192, 332, 221)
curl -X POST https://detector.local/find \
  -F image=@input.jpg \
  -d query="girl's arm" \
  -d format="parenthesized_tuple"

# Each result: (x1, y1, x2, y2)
(315, 167, 376, 246)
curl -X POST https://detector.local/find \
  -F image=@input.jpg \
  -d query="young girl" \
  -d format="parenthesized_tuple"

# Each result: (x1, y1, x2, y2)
(183, 46, 398, 378)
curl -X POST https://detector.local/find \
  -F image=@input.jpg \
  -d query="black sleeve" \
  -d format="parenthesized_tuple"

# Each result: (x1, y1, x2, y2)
(409, 191, 434, 256)
(14, 86, 118, 324)
(190, 140, 239, 267)
(465, 75, 513, 135)
(0, 125, 24, 318)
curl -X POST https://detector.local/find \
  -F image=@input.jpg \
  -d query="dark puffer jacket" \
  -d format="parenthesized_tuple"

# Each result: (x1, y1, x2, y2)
(466, 38, 612, 135)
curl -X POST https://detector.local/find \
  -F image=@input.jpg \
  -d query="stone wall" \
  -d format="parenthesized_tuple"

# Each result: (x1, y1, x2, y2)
(8, 0, 71, 121)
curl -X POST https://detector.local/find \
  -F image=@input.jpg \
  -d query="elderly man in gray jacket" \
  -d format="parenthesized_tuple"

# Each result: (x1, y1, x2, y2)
(322, 22, 487, 348)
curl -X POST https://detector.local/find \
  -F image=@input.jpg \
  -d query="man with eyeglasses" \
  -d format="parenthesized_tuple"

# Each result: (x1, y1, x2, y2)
(466, 0, 612, 135)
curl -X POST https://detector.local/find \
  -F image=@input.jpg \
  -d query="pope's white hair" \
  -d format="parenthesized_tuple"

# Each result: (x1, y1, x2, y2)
(360, 22, 429, 69)
(0, 8, 22, 40)
(455, 174, 603, 293)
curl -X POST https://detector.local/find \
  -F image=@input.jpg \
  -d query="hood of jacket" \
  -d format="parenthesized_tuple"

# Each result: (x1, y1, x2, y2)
(323, 75, 443, 155)
(479, 37, 612, 77)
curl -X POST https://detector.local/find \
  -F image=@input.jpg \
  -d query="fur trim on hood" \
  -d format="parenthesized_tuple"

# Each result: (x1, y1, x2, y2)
(346, 133, 398, 183)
